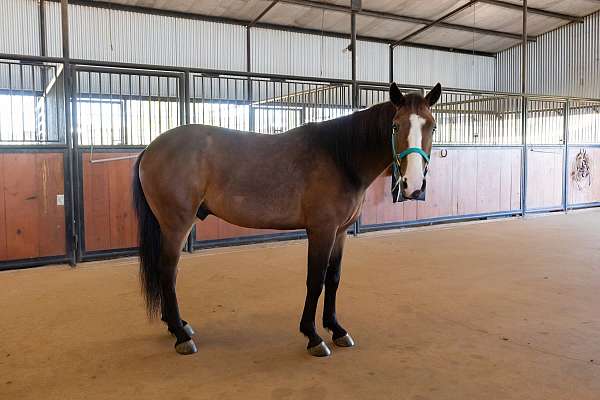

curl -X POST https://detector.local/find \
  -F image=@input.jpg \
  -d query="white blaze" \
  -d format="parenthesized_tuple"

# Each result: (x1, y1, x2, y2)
(404, 113, 425, 195)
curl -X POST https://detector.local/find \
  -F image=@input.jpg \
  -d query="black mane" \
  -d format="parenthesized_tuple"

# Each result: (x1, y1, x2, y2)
(309, 101, 396, 186)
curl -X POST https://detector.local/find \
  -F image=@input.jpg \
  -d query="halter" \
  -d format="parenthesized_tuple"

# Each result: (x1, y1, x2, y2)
(391, 130, 430, 203)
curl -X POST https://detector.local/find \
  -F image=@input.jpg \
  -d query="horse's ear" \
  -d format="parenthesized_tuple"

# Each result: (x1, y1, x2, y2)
(425, 83, 442, 107)
(389, 82, 404, 107)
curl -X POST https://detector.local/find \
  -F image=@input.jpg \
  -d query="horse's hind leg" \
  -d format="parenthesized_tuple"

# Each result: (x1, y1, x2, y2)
(159, 227, 197, 355)
(323, 232, 355, 348)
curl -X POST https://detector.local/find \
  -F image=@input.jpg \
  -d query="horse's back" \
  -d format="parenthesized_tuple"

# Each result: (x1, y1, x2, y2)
(140, 124, 314, 229)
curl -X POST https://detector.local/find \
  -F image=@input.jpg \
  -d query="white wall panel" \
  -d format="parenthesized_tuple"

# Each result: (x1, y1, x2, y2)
(251, 28, 351, 80)
(0, 0, 40, 56)
(496, 12, 600, 98)
(45, 3, 246, 71)
(393, 46, 496, 91)
(356, 40, 388, 83)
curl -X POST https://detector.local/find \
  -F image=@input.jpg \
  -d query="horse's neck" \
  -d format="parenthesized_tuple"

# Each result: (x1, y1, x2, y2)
(351, 106, 394, 189)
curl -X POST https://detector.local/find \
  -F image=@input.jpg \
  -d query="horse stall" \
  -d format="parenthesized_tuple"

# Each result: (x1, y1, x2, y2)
(2, 1, 600, 399)
(0, 60, 71, 268)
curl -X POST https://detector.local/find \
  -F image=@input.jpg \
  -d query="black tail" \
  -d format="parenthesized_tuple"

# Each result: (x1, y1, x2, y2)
(133, 151, 162, 318)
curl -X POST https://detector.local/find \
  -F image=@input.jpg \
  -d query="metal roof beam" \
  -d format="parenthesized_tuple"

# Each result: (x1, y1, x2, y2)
(478, 0, 584, 23)
(280, 0, 535, 42)
(247, 0, 280, 28)
(391, 1, 478, 48)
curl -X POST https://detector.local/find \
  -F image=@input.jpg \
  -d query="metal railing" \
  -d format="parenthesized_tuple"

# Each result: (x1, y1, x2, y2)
(569, 100, 600, 145)
(73, 67, 183, 146)
(189, 73, 352, 134)
(0, 59, 64, 144)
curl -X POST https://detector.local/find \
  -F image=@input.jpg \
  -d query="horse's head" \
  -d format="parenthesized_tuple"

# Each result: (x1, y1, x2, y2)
(389, 82, 442, 200)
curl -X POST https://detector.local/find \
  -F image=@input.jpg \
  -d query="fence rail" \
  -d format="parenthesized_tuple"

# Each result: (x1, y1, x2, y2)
(0, 60, 64, 144)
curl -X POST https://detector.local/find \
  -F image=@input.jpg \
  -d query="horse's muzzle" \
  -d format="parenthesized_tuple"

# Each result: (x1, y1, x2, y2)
(401, 180, 427, 201)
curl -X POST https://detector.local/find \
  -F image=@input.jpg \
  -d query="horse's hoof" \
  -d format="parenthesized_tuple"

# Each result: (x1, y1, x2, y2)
(307, 341, 331, 357)
(168, 323, 195, 337)
(183, 323, 195, 337)
(333, 334, 355, 347)
(175, 339, 197, 355)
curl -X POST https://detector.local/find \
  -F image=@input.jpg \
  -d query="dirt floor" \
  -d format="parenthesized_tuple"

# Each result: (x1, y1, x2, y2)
(1, 211, 600, 400)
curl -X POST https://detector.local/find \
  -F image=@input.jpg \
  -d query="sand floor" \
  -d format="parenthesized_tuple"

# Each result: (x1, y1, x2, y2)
(1, 211, 600, 399)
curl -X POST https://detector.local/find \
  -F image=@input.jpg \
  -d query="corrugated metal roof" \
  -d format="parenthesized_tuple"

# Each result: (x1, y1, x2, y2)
(100, 0, 600, 53)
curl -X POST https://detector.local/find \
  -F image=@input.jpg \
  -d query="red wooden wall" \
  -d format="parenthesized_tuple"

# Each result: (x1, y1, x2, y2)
(0, 152, 66, 262)
(82, 152, 138, 252)
(362, 147, 522, 226)
(82, 151, 291, 247)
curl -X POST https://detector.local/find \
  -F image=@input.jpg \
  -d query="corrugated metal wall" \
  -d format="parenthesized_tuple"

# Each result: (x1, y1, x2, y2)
(44, 2, 246, 71)
(393, 46, 496, 91)
(2, 0, 493, 89)
(250, 28, 352, 80)
(250, 28, 390, 82)
(44, 1, 61, 58)
(496, 11, 600, 98)
(0, 0, 41, 56)
(356, 40, 389, 83)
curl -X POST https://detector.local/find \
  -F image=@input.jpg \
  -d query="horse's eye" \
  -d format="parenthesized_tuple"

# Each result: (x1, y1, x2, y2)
(392, 124, 399, 133)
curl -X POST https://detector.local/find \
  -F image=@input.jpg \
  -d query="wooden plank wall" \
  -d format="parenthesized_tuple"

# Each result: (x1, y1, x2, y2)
(82, 152, 138, 252)
(82, 151, 291, 246)
(526, 147, 564, 210)
(362, 147, 522, 226)
(0, 152, 66, 261)
(568, 146, 600, 205)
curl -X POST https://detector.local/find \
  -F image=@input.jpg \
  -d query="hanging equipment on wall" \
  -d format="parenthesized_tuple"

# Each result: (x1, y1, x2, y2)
(572, 148, 592, 191)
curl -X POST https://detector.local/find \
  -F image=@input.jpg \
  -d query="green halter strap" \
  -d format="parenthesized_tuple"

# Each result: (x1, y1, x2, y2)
(396, 147, 430, 163)
(391, 132, 430, 165)
(391, 132, 430, 203)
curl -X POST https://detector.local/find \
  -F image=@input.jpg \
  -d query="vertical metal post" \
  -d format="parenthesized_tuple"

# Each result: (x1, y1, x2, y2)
(350, 9, 360, 235)
(39, 0, 47, 57)
(562, 100, 570, 213)
(247, 26, 255, 132)
(520, 0, 528, 217)
(181, 71, 196, 252)
(389, 45, 394, 83)
(350, 11, 357, 110)
(178, 72, 187, 126)
(39, 0, 49, 141)
(61, 0, 77, 265)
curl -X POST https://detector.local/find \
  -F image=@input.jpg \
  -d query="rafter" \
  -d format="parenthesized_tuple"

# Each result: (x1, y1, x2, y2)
(478, 0, 584, 23)
(247, 0, 280, 28)
(280, 0, 536, 42)
(391, 1, 478, 48)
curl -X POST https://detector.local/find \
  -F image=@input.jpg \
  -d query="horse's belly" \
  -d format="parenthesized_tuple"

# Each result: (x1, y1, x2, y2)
(204, 190, 305, 230)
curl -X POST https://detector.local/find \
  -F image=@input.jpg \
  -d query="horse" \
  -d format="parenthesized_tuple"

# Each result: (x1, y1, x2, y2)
(132, 82, 442, 357)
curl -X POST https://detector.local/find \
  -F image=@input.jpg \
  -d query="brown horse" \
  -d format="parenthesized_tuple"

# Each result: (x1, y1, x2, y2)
(132, 82, 442, 356)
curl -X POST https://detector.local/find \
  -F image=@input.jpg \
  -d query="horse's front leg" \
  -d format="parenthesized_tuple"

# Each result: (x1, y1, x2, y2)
(323, 232, 355, 348)
(300, 227, 336, 357)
